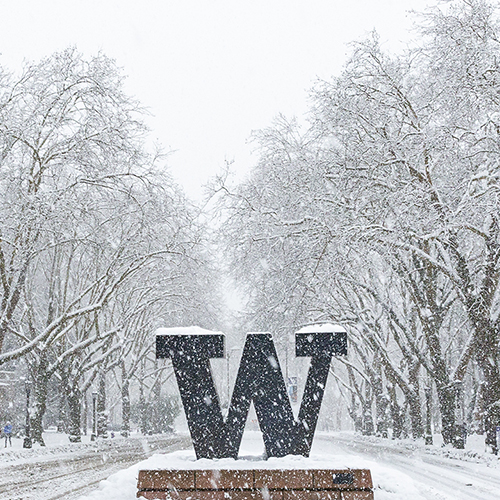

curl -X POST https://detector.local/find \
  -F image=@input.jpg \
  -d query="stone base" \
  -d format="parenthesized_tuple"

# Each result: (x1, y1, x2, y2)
(137, 468, 373, 500)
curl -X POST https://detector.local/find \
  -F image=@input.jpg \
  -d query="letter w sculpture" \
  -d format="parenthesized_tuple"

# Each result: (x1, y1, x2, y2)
(156, 329, 347, 459)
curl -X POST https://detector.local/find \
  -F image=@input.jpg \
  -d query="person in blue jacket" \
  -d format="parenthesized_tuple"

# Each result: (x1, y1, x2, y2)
(3, 422, 12, 447)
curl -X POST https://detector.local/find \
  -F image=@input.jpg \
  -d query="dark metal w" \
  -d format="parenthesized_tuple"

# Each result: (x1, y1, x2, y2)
(156, 331, 346, 459)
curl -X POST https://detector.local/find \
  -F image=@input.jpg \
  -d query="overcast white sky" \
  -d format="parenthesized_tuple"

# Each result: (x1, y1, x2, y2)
(0, 0, 429, 200)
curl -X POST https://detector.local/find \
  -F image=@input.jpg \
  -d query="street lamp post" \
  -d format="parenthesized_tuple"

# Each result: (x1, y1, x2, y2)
(91, 391, 98, 441)
(23, 380, 32, 449)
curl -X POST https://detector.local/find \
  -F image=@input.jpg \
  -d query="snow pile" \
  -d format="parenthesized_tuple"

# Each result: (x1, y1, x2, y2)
(155, 326, 225, 336)
(296, 323, 346, 333)
(0, 432, 107, 465)
(77, 447, 425, 500)
(337, 431, 500, 468)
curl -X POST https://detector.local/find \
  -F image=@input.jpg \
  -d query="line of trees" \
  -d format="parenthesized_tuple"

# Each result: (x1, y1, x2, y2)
(3, 0, 499, 456)
(0, 48, 222, 444)
(219, 0, 500, 453)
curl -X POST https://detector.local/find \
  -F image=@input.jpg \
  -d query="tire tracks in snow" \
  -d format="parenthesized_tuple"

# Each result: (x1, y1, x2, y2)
(0, 433, 191, 500)
(317, 434, 500, 500)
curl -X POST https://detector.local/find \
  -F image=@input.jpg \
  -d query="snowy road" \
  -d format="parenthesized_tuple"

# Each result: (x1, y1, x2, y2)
(0, 433, 191, 500)
(314, 433, 500, 499)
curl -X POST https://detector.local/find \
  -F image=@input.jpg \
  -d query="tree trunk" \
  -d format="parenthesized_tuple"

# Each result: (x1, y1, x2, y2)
(369, 354, 389, 438)
(373, 373, 390, 438)
(67, 384, 82, 442)
(388, 384, 403, 439)
(83, 392, 88, 436)
(121, 363, 130, 438)
(57, 378, 68, 434)
(470, 380, 485, 434)
(436, 382, 458, 445)
(376, 394, 390, 439)
(362, 384, 374, 436)
(97, 371, 108, 438)
(482, 362, 500, 454)
(30, 353, 51, 447)
(459, 225, 500, 454)
(408, 362, 423, 439)
(424, 387, 433, 445)
(407, 391, 424, 439)
(139, 391, 148, 434)
(31, 372, 48, 446)
(151, 362, 162, 435)
(470, 319, 500, 453)
(348, 391, 363, 433)
(465, 376, 480, 432)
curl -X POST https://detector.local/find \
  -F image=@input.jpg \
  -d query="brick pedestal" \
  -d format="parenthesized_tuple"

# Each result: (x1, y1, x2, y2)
(137, 468, 373, 499)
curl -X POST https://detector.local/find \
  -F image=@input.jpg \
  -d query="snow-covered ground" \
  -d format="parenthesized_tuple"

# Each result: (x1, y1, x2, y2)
(78, 435, 420, 500)
(75, 431, 500, 500)
(0, 431, 191, 500)
(1, 430, 499, 499)
(0, 428, 102, 457)
(316, 432, 500, 499)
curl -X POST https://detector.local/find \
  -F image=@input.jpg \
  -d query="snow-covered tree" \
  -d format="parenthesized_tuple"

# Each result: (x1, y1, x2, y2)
(0, 49, 223, 442)
(221, 0, 500, 452)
